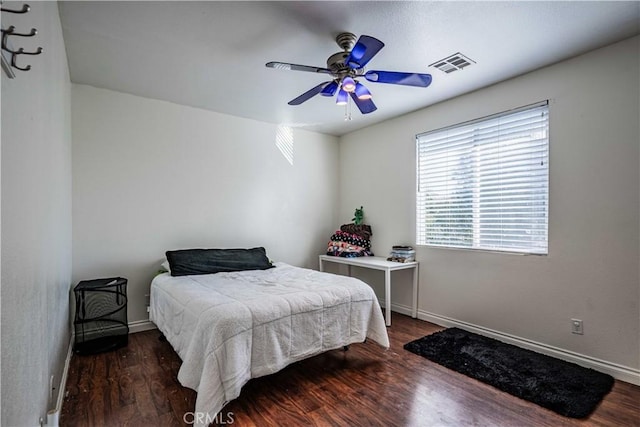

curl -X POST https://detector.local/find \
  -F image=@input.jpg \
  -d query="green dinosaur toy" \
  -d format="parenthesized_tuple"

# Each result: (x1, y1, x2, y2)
(352, 206, 364, 225)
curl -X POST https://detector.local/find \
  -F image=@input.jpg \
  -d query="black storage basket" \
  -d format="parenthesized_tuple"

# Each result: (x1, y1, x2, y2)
(73, 277, 128, 355)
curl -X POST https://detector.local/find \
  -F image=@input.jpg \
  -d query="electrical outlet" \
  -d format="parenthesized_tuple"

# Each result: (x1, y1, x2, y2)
(49, 375, 55, 402)
(571, 318, 583, 335)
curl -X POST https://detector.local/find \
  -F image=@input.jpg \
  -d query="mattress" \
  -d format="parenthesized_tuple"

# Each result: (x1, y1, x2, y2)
(150, 262, 389, 426)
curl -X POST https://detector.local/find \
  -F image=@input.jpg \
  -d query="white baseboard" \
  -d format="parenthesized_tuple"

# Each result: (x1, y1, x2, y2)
(55, 335, 74, 413)
(381, 300, 640, 386)
(128, 319, 157, 334)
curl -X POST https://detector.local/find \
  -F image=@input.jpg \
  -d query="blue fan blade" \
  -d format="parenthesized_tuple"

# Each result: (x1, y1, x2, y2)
(320, 81, 338, 97)
(288, 81, 331, 105)
(345, 35, 385, 69)
(350, 92, 377, 114)
(365, 70, 432, 87)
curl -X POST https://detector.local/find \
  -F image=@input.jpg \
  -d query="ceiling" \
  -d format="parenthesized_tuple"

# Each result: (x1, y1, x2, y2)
(58, 1, 640, 136)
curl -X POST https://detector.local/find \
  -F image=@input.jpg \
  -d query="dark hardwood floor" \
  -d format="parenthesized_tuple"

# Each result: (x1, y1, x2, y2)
(61, 313, 640, 426)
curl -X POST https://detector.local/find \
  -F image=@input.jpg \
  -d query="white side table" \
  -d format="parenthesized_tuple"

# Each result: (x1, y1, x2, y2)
(318, 255, 419, 326)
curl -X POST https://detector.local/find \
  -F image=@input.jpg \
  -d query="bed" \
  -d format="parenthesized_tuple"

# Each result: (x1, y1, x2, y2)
(149, 260, 389, 426)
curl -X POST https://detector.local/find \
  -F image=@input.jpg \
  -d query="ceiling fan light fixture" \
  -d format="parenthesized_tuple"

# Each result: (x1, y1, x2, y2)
(364, 71, 379, 82)
(336, 89, 348, 105)
(355, 82, 372, 100)
(320, 81, 338, 97)
(341, 76, 356, 92)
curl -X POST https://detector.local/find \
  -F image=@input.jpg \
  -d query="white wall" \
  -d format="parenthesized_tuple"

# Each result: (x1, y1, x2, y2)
(339, 37, 639, 371)
(1, 1, 72, 424)
(72, 85, 339, 323)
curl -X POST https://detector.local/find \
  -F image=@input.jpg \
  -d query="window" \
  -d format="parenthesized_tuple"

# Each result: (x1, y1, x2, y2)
(416, 102, 549, 254)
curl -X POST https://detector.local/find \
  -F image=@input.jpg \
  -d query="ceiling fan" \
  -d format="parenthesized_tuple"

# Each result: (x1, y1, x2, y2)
(266, 32, 432, 115)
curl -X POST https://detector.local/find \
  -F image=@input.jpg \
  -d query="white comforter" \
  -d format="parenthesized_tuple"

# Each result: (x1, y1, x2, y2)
(150, 262, 389, 426)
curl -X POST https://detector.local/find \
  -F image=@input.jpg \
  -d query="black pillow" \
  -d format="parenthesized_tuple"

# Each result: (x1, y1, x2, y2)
(165, 247, 273, 277)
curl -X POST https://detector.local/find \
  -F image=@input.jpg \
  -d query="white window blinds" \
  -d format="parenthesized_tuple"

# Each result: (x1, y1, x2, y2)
(416, 102, 549, 254)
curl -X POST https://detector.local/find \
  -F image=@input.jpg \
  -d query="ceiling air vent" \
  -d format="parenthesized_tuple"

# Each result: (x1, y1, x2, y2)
(429, 52, 475, 73)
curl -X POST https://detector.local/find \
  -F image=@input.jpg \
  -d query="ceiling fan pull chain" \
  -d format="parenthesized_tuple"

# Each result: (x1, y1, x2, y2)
(349, 96, 352, 121)
(343, 98, 347, 121)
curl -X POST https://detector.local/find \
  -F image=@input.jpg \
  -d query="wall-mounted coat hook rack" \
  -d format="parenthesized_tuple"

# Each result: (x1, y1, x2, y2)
(0, 3, 42, 78)
(3, 25, 37, 37)
(1, 3, 29, 13)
